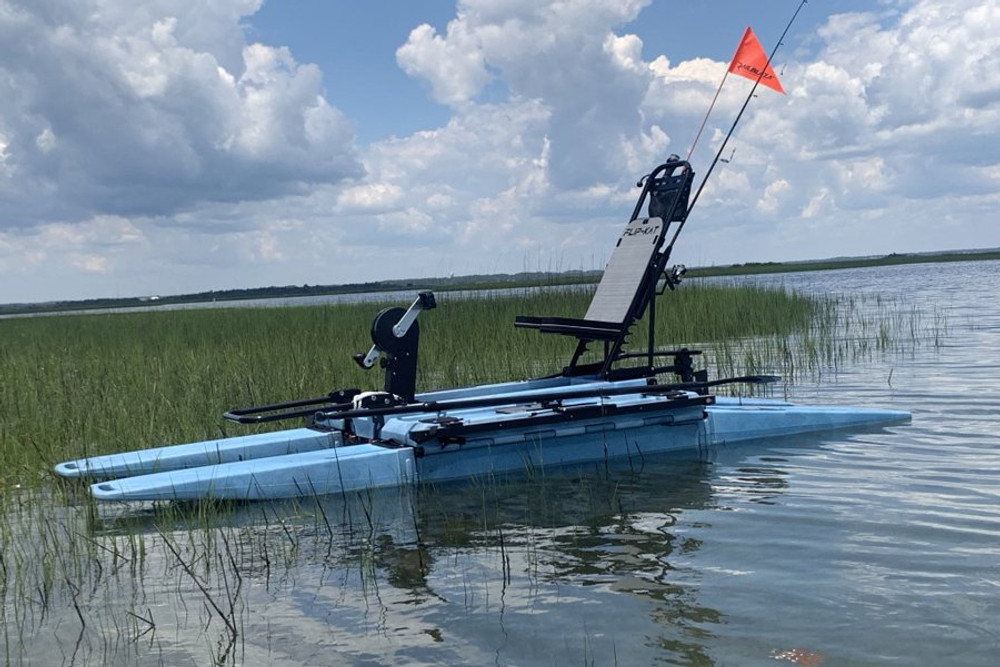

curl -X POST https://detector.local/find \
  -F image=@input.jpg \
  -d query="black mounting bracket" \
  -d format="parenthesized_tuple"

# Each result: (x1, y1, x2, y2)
(353, 291, 436, 402)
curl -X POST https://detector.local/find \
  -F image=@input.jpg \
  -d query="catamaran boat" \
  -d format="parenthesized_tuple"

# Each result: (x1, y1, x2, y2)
(55, 158, 909, 501)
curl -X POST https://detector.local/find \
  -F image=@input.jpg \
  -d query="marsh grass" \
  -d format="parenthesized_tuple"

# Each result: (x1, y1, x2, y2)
(701, 289, 945, 392)
(0, 283, 944, 664)
(0, 283, 941, 490)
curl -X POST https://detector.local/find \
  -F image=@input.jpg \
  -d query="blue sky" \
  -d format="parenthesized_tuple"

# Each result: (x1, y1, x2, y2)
(248, 1, 456, 143)
(246, 0, 878, 143)
(1, 0, 998, 303)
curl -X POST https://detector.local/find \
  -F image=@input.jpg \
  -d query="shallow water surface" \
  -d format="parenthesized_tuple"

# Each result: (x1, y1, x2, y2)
(4, 261, 1000, 666)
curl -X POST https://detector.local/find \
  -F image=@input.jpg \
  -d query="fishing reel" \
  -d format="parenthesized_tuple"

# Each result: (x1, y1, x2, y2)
(657, 264, 687, 293)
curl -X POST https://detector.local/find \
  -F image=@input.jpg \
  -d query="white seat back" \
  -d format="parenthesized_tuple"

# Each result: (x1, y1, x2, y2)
(583, 217, 664, 323)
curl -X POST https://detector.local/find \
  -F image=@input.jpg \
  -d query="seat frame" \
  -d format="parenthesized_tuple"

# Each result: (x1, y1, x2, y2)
(514, 159, 700, 381)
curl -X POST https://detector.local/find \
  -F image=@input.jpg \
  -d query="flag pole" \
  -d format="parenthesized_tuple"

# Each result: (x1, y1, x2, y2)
(687, 26, 754, 162)
(686, 69, 730, 161)
(676, 0, 808, 246)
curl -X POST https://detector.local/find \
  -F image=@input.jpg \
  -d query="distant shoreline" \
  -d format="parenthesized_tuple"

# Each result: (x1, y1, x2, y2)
(686, 247, 1000, 277)
(4, 247, 998, 316)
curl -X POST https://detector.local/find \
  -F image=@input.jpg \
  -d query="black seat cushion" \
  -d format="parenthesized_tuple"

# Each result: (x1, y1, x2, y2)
(513, 316, 626, 341)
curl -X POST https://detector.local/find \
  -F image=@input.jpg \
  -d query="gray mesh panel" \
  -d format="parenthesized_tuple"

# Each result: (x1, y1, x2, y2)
(584, 217, 663, 323)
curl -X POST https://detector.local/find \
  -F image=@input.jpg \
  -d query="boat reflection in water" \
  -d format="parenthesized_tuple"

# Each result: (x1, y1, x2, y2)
(78, 443, 794, 665)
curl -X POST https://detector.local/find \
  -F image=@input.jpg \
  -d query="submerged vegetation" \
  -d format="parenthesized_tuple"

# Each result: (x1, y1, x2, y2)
(0, 282, 943, 665)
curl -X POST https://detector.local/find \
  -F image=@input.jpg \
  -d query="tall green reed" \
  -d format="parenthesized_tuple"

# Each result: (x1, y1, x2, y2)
(0, 281, 946, 666)
(0, 282, 941, 490)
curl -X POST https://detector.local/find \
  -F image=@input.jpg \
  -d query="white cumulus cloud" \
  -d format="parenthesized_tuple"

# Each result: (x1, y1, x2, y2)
(3, 0, 1000, 304)
(0, 0, 361, 228)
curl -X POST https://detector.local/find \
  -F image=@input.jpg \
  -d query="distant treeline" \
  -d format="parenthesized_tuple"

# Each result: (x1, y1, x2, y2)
(0, 270, 602, 316)
(3, 248, 999, 316)
(687, 248, 1000, 278)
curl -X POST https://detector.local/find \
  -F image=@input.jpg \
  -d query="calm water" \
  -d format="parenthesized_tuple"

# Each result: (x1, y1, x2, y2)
(5, 261, 1000, 666)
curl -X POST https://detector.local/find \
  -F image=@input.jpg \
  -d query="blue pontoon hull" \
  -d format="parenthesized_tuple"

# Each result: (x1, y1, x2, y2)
(56, 378, 909, 502)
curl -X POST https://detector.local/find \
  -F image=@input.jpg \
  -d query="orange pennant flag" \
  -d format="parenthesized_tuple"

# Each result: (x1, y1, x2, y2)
(728, 26, 785, 94)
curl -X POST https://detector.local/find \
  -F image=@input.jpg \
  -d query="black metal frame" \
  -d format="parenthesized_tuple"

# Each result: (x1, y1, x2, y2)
(409, 391, 714, 445)
(221, 158, 785, 427)
(514, 158, 698, 381)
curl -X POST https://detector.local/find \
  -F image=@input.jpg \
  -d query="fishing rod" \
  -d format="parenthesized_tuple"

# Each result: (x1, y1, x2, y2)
(226, 373, 780, 425)
(309, 375, 781, 422)
(666, 0, 809, 254)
